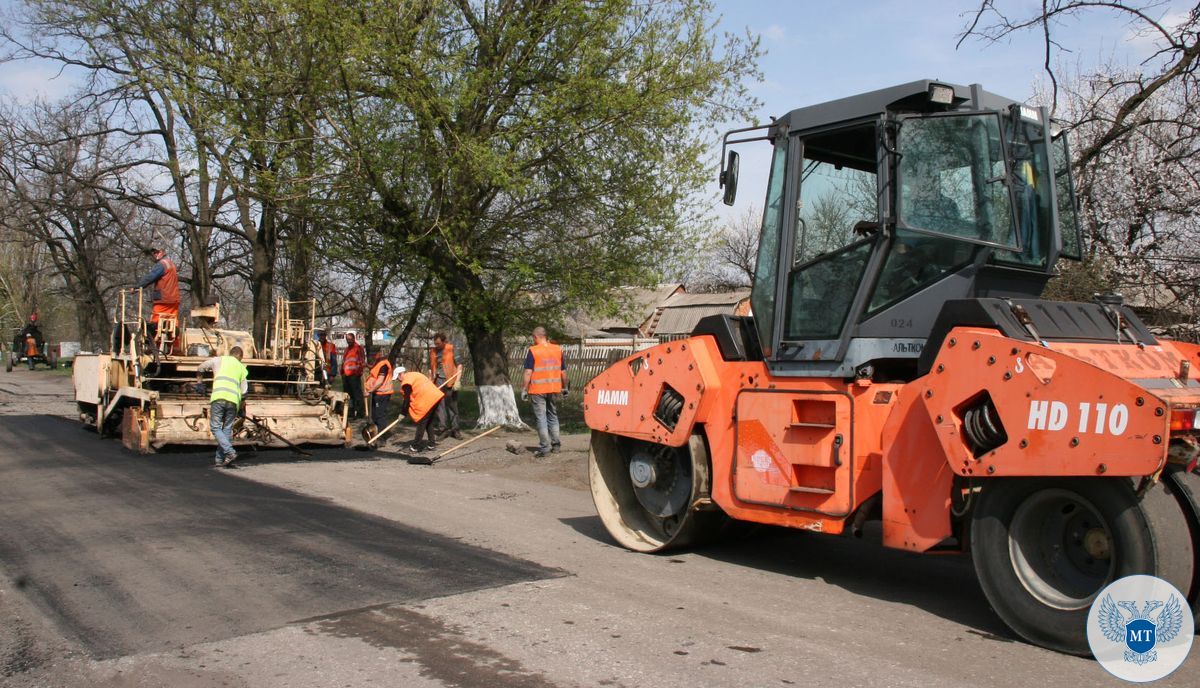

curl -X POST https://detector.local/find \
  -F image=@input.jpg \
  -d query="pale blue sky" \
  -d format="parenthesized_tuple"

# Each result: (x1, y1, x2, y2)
(706, 0, 1194, 221)
(0, 0, 1190, 224)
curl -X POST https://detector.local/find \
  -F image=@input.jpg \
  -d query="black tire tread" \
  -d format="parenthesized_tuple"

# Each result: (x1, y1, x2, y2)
(971, 477, 1194, 655)
(1162, 467, 1200, 630)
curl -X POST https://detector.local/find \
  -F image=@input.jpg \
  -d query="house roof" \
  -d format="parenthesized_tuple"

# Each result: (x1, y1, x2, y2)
(564, 284, 684, 337)
(653, 289, 751, 335)
(660, 290, 751, 308)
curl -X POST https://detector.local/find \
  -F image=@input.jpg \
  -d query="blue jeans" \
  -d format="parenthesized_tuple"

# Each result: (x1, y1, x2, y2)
(210, 400, 238, 463)
(530, 394, 560, 453)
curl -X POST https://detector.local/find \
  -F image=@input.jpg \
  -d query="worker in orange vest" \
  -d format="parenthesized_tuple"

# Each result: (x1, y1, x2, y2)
(522, 326, 568, 458)
(23, 334, 38, 369)
(318, 331, 338, 386)
(341, 332, 366, 419)
(364, 350, 394, 433)
(396, 369, 446, 452)
(135, 247, 180, 352)
(428, 332, 461, 439)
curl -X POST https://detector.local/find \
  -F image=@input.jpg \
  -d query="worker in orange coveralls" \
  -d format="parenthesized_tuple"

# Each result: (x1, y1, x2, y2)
(135, 247, 180, 352)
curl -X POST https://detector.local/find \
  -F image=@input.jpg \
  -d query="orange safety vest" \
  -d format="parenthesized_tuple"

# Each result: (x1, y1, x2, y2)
(321, 340, 337, 373)
(429, 343, 458, 381)
(341, 343, 365, 376)
(400, 371, 444, 423)
(527, 342, 564, 395)
(155, 257, 180, 305)
(24, 335, 37, 357)
(365, 358, 394, 395)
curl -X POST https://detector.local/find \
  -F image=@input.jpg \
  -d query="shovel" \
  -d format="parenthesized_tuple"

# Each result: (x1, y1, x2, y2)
(406, 425, 502, 465)
(354, 369, 462, 451)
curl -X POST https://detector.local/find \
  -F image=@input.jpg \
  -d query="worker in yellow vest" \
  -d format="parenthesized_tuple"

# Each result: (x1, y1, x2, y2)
(396, 369, 446, 452)
(522, 326, 568, 458)
(196, 346, 248, 467)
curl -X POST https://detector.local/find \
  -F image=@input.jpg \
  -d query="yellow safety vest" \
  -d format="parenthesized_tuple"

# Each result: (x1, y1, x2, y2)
(209, 356, 248, 405)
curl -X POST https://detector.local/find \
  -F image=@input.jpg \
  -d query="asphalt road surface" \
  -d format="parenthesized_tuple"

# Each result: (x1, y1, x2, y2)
(0, 369, 1196, 687)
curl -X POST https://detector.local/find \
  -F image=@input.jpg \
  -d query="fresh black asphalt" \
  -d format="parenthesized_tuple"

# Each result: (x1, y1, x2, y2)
(0, 415, 561, 659)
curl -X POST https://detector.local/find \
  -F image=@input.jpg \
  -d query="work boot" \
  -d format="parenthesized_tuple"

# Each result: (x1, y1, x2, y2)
(534, 448, 550, 458)
(551, 443, 561, 454)
(451, 430, 463, 440)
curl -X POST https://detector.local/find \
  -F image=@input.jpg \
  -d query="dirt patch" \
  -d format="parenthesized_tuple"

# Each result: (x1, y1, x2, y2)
(312, 605, 560, 688)
(373, 426, 591, 492)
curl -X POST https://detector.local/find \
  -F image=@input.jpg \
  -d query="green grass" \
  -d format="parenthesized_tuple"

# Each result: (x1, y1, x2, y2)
(5, 359, 74, 376)
(458, 388, 588, 433)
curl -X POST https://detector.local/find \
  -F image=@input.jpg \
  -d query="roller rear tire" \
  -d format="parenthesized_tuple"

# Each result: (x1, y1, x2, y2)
(971, 477, 1194, 655)
(1163, 466, 1200, 629)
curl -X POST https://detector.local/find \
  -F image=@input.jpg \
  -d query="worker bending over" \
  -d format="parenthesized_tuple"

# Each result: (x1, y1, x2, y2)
(365, 350, 394, 433)
(197, 346, 248, 467)
(396, 369, 445, 452)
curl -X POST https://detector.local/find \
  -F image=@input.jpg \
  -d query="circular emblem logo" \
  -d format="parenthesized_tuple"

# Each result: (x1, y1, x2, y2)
(1087, 574, 1194, 682)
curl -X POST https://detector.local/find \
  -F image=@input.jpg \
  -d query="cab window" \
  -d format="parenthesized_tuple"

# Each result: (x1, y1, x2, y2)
(783, 123, 877, 341)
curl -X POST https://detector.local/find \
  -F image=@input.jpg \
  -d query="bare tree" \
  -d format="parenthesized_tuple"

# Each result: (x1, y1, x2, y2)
(959, 1, 1199, 165)
(0, 102, 148, 348)
(962, 2, 1200, 335)
(690, 205, 759, 291)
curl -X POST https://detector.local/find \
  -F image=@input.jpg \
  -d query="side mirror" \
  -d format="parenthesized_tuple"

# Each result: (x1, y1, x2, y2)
(719, 150, 739, 206)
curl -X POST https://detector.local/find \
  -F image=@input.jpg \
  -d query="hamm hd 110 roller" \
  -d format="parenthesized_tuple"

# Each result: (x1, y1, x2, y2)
(584, 80, 1200, 654)
(74, 293, 350, 453)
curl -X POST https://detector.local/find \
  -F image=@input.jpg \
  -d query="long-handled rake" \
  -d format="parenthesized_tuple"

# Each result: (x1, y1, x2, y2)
(405, 425, 503, 465)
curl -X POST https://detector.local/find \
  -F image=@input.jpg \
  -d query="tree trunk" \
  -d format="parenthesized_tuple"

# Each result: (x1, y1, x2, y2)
(250, 238, 275, 354)
(465, 322, 524, 428)
(67, 274, 110, 351)
(434, 255, 524, 427)
(287, 233, 314, 308)
(186, 226, 213, 309)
